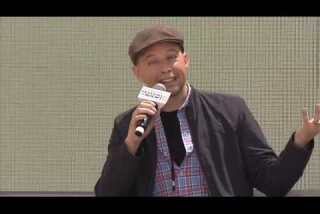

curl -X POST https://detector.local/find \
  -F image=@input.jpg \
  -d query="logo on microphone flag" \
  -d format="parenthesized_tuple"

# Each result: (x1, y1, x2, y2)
(137, 86, 171, 107)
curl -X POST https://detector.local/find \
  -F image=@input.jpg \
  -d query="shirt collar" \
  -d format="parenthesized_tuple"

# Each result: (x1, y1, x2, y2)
(177, 83, 191, 111)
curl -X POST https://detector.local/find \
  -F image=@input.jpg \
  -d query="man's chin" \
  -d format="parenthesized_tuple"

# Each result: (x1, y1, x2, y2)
(167, 87, 181, 97)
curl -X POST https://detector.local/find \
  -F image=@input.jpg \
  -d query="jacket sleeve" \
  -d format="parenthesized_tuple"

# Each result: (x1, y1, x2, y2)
(237, 98, 314, 196)
(95, 116, 143, 196)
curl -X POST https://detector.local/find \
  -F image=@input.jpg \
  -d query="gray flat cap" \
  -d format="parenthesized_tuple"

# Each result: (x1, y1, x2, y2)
(128, 25, 184, 64)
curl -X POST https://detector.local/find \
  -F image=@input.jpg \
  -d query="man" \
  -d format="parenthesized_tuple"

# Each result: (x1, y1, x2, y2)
(95, 24, 320, 196)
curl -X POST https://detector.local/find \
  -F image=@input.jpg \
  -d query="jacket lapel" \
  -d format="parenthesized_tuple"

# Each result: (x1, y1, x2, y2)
(186, 86, 234, 196)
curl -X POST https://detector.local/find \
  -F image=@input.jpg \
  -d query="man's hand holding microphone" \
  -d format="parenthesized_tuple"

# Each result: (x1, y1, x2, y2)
(125, 83, 171, 155)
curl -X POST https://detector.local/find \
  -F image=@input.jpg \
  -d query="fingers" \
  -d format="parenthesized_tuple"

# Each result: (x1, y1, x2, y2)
(139, 101, 157, 112)
(135, 101, 157, 116)
(301, 108, 309, 124)
(134, 114, 148, 122)
(132, 101, 157, 125)
(314, 104, 320, 124)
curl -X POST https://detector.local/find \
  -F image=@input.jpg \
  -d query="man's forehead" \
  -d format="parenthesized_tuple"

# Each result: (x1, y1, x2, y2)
(135, 41, 183, 65)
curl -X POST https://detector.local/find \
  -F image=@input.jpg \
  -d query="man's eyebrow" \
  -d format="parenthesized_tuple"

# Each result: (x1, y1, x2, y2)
(167, 48, 179, 53)
(143, 54, 155, 60)
(143, 48, 180, 60)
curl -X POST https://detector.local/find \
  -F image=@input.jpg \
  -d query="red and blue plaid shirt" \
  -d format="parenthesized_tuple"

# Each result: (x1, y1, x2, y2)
(153, 84, 209, 196)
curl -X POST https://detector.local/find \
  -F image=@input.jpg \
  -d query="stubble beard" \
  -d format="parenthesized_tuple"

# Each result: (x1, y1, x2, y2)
(168, 82, 187, 99)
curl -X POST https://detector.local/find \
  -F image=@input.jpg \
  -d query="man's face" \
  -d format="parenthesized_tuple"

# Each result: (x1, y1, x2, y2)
(133, 42, 189, 97)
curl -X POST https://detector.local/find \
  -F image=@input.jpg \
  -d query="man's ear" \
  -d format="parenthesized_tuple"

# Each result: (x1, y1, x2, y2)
(132, 65, 141, 81)
(183, 52, 190, 68)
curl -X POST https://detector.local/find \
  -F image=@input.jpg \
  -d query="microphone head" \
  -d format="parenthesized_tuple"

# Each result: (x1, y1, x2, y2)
(152, 83, 166, 91)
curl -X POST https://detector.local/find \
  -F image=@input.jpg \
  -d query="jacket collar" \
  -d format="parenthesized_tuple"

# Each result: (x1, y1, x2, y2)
(184, 84, 199, 123)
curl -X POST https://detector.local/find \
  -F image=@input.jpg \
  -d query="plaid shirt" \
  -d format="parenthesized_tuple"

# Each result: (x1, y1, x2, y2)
(153, 84, 209, 196)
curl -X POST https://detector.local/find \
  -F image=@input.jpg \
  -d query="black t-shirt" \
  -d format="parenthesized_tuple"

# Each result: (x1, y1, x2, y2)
(160, 110, 186, 166)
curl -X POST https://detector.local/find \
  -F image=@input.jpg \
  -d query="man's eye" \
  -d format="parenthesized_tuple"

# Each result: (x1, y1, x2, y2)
(148, 59, 160, 65)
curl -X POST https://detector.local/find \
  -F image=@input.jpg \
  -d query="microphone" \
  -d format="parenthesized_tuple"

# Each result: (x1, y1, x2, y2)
(135, 83, 170, 137)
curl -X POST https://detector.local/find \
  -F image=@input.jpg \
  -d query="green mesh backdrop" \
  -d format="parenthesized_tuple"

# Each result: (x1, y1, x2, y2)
(0, 17, 319, 192)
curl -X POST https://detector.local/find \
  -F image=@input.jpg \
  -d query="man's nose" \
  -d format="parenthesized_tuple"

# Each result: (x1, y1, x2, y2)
(160, 61, 173, 73)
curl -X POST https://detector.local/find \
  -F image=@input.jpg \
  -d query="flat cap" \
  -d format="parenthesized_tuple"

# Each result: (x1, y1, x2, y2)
(128, 25, 184, 65)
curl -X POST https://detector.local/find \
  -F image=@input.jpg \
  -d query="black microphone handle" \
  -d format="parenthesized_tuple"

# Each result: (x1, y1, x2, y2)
(135, 103, 158, 137)
(135, 117, 150, 137)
